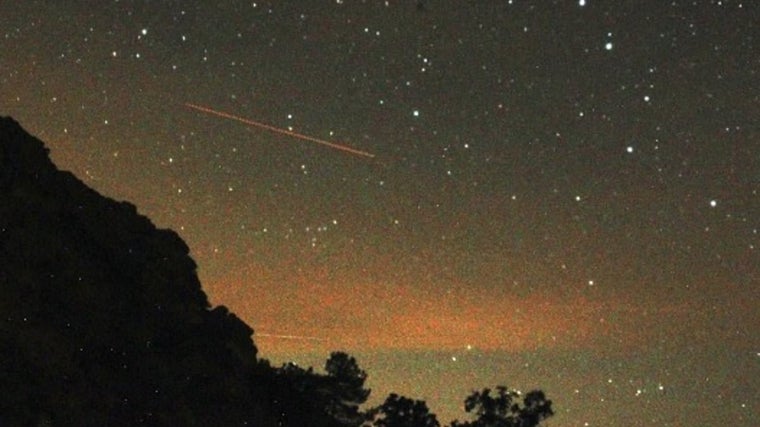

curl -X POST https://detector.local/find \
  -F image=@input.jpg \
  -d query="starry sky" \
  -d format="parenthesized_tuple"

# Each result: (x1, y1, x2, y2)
(2, 1, 758, 425)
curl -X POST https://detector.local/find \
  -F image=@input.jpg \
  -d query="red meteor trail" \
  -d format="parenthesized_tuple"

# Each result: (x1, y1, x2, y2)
(185, 103, 375, 159)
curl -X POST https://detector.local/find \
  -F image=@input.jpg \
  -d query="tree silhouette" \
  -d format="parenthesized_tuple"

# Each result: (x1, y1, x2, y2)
(450, 386, 553, 427)
(367, 393, 440, 427)
(257, 353, 371, 427)
(262, 361, 341, 427)
(323, 351, 372, 426)
(518, 390, 553, 427)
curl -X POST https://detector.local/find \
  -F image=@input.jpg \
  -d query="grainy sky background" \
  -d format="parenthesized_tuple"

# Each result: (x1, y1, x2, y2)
(2, 1, 758, 425)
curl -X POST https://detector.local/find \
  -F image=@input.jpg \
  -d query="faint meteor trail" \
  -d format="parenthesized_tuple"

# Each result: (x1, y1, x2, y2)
(185, 103, 375, 159)
(256, 332, 325, 342)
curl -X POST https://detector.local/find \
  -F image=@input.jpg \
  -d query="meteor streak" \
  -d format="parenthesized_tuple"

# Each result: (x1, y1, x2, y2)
(185, 103, 375, 159)
(256, 332, 325, 341)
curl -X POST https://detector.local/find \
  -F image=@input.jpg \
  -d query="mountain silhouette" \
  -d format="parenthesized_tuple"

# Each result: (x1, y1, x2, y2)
(0, 117, 288, 425)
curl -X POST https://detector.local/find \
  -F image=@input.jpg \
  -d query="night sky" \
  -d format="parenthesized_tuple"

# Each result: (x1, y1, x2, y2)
(2, 1, 758, 425)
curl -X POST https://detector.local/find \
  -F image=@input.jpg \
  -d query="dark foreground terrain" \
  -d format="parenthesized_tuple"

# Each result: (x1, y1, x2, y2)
(0, 117, 551, 426)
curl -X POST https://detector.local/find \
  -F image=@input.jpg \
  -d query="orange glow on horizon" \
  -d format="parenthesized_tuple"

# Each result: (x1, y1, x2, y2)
(203, 267, 690, 357)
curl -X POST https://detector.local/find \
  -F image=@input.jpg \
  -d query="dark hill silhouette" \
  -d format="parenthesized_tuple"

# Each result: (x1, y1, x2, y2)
(0, 117, 552, 427)
(0, 116, 266, 425)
